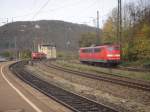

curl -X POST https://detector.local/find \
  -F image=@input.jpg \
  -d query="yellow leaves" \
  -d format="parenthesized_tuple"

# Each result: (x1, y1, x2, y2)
(102, 17, 117, 43)
(79, 32, 98, 47)
(141, 24, 150, 36)
(133, 37, 150, 59)
(103, 17, 114, 32)
(136, 24, 150, 38)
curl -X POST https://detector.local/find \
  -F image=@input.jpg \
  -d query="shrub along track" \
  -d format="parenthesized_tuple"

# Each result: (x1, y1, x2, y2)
(10, 61, 119, 112)
(42, 61, 150, 92)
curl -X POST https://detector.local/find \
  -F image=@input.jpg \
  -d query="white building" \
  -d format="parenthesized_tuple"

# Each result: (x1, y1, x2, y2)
(38, 44, 56, 59)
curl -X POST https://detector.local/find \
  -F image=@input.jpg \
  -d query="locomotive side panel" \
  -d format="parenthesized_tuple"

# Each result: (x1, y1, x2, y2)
(79, 45, 121, 65)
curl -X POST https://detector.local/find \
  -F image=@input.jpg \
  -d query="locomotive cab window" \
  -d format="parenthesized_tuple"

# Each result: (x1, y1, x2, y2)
(107, 47, 114, 51)
(88, 49, 93, 53)
(94, 48, 101, 53)
(82, 49, 90, 53)
(81, 49, 86, 53)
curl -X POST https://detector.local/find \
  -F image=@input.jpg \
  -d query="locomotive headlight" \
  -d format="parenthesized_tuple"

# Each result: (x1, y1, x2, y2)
(107, 54, 113, 57)
(107, 54, 120, 57)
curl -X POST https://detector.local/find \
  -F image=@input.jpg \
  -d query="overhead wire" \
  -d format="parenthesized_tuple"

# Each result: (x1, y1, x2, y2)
(1, 0, 99, 24)
(32, 0, 51, 20)
(0, 0, 48, 22)
(27, 0, 93, 21)
(1, 0, 82, 22)
(43, 0, 99, 27)
(42, 0, 91, 13)
(29, 0, 86, 20)
(43, 0, 98, 21)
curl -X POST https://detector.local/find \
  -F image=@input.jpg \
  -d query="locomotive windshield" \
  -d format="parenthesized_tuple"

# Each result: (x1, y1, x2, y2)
(107, 46, 120, 51)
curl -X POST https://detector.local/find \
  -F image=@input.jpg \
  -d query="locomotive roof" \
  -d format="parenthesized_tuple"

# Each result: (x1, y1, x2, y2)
(80, 44, 119, 49)
(39, 44, 56, 47)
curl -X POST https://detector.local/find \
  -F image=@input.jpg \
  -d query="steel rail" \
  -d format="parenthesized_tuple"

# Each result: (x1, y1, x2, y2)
(118, 66, 150, 72)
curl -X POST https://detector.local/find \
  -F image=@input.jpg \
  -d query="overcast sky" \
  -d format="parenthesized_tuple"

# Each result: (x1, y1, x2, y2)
(0, 0, 137, 27)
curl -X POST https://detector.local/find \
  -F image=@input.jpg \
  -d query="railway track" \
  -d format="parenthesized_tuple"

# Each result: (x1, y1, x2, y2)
(118, 66, 150, 72)
(42, 61, 150, 92)
(10, 61, 119, 112)
(61, 59, 150, 72)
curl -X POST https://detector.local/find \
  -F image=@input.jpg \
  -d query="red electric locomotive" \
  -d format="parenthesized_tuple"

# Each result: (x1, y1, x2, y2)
(31, 52, 46, 60)
(79, 44, 120, 65)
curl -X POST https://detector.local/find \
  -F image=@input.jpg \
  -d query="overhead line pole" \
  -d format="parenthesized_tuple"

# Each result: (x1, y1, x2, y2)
(96, 10, 100, 45)
(14, 36, 17, 59)
(118, 0, 122, 60)
(117, 0, 119, 43)
(120, 0, 122, 60)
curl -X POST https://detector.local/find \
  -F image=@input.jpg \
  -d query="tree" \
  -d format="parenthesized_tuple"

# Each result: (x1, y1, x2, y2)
(102, 0, 150, 62)
(79, 32, 98, 47)
(102, 8, 118, 44)
(19, 50, 31, 59)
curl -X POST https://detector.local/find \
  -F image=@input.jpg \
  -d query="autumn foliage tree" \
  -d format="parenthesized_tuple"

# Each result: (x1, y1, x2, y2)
(79, 32, 99, 47)
(102, 8, 118, 44)
(102, 0, 150, 63)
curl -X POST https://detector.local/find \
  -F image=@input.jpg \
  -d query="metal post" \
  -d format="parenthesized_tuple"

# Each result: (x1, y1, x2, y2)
(118, 0, 122, 60)
(14, 36, 17, 59)
(117, 0, 120, 42)
(120, 0, 122, 60)
(96, 11, 100, 45)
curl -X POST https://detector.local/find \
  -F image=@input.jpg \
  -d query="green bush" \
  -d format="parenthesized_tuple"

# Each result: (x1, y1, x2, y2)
(0, 51, 13, 57)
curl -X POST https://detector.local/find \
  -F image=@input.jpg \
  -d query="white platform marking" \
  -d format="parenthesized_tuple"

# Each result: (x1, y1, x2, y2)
(0, 64, 43, 112)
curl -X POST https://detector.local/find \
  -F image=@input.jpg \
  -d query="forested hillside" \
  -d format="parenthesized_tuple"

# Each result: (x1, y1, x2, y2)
(0, 20, 96, 52)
